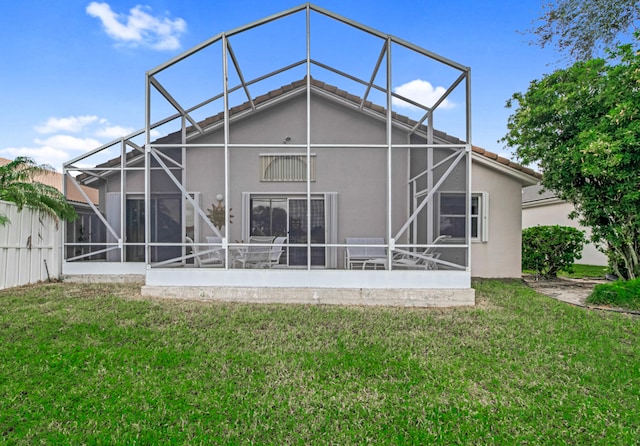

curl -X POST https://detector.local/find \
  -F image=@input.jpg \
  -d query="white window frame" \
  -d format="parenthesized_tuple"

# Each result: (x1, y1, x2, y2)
(437, 192, 488, 242)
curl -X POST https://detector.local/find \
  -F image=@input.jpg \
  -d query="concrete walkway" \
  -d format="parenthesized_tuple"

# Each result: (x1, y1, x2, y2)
(522, 276, 605, 307)
(524, 276, 640, 316)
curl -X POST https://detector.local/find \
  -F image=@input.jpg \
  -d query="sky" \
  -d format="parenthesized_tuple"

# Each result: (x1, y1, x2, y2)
(0, 0, 561, 171)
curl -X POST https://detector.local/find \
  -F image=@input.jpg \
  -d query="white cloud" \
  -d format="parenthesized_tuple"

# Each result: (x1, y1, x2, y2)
(86, 2, 187, 50)
(35, 135, 102, 152)
(0, 146, 71, 170)
(3, 115, 136, 171)
(95, 125, 135, 139)
(393, 79, 455, 111)
(35, 115, 99, 134)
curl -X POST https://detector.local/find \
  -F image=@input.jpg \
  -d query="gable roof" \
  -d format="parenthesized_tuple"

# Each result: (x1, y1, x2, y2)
(0, 157, 99, 205)
(77, 77, 540, 185)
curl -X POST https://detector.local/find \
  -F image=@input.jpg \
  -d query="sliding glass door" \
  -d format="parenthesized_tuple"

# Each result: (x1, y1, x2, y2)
(126, 195, 181, 262)
(250, 196, 326, 267)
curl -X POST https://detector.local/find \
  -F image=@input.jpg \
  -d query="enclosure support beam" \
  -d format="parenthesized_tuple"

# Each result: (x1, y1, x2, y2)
(223, 34, 231, 267)
(145, 71, 152, 267)
(386, 37, 394, 270)
(395, 148, 466, 241)
(226, 40, 256, 111)
(149, 77, 204, 135)
(360, 42, 387, 110)
(306, 4, 312, 270)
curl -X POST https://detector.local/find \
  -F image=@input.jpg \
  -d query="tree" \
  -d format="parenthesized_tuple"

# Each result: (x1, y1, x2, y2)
(0, 156, 77, 226)
(528, 0, 640, 61)
(502, 41, 640, 280)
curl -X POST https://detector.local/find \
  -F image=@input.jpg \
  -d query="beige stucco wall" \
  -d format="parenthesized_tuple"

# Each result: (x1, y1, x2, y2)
(470, 162, 525, 278)
(183, 93, 413, 252)
(522, 201, 607, 266)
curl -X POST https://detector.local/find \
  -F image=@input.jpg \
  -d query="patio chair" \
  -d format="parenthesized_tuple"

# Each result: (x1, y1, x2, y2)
(231, 236, 270, 269)
(249, 235, 276, 244)
(233, 246, 272, 268)
(205, 236, 227, 265)
(268, 236, 287, 267)
(391, 235, 450, 270)
(344, 237, 387, 269)
(186, 236, 224, 267)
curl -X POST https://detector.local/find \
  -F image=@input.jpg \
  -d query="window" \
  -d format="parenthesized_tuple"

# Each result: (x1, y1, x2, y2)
(260, 154, 316, 182)
(438, 192, 488, 241)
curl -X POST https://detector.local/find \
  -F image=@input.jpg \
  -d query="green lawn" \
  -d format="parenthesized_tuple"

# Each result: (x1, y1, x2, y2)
(558, 264, 609, 279)
(524, 264, 609, 279)
(1, 280, 639, 444)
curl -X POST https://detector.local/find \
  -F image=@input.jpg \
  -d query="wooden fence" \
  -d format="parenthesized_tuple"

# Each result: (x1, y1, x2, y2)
(0, 200, 61, 290)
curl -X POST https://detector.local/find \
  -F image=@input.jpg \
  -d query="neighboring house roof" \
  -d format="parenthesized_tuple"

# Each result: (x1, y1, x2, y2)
(76, 77, 541, 185)
(522, 183, 562, 207)
(0, 157, 99, 205)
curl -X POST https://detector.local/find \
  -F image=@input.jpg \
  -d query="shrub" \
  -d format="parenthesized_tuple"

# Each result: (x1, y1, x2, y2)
(522, 225, 585, 279)
(586, 278, 640, 310)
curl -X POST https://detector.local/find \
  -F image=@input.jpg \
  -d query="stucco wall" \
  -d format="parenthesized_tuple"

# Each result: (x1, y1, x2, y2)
(522, 201, 607, 266)
(471, 162, 524, 278)
(183, 93, 415, 260)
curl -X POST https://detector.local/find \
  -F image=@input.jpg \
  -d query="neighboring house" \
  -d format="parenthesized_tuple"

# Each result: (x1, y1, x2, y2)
(0, 157, 98, 289)
(0, 157, 99, 213)
(62, 4, 539, 306)
(522, 184, 607, 266)
(0, 158, 101, 261)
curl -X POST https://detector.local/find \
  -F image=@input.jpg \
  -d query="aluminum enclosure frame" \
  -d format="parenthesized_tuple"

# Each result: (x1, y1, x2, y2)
(63, 3, 472, 293)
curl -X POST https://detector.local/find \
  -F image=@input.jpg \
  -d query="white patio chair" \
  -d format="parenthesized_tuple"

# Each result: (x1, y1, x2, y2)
(230, 236, 275, 269)
(344, 237, 387, 269)
(391, 235, 451, 270)
(186, 236, 224, 267)
(233, 245, 272, 268)
(249, 235, 276, 244)
(268, 236, 287, 267)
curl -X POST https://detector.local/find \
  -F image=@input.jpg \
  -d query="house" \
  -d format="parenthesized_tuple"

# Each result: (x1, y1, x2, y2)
(522, 184, 607, 266)
(0, 157, 101, 262)
(0, 157, 99, 289)
(62, 4, 539, 306)
(0, 157, 98, 206)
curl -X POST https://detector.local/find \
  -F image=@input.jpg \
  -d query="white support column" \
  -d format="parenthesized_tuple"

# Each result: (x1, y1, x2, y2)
(120, 137, 126, 262)
(386, 37, 393, 269)
(465, 70, 472, 271)
(181, 116, 187, 266)
(223, 34, 231, 268)
(306, 4, 312, 270)
(144, 73, 151, 267)
(427, 111, 434, 244)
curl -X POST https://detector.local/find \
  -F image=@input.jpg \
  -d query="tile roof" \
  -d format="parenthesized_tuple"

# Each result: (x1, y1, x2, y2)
(81, 77, 541, 182)
(522, 183, 559, 204)
(0, 157, 99, 205)
(470, 146, 540, 179)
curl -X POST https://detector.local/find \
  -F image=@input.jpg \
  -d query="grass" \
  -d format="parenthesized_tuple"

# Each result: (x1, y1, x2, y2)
(558, 264, 609, 279)
(1, 281, 639, 444)
(524, 264, 609, 279)
(587, 278, 640, 311)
